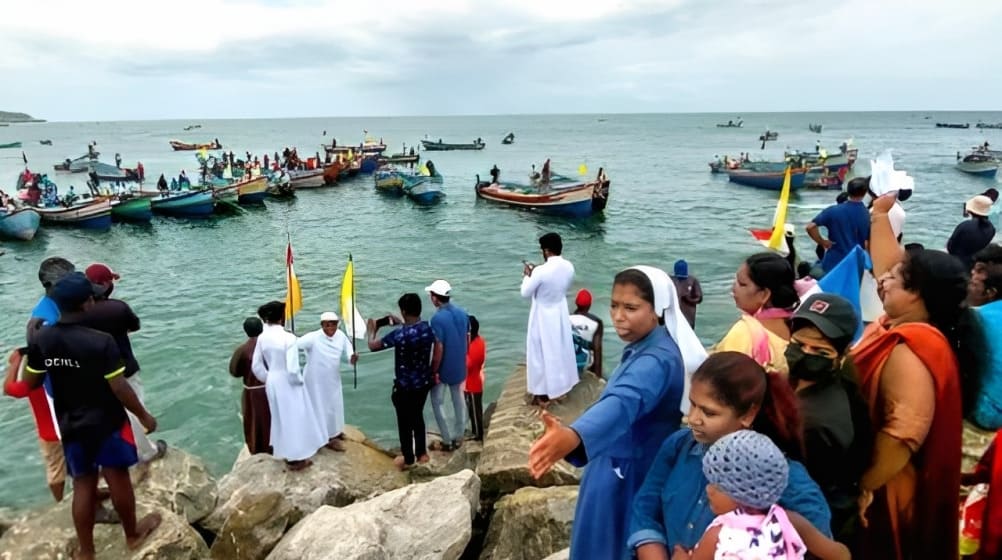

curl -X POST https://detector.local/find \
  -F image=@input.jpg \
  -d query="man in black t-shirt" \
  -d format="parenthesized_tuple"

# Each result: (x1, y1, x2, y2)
(25, 272, 161, 559)
(83, 262, 166, 463)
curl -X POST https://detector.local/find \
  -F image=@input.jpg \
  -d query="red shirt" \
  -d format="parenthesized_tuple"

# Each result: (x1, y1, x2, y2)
(465, 336, 485, 393)
(4, 354, 60, 442)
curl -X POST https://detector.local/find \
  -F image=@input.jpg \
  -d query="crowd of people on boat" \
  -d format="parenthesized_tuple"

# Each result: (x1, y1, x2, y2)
(5, 164, 1002, 559)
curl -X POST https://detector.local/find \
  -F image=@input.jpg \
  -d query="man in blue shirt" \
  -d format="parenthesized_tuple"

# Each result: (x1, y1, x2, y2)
(425, 279, 469, 451)
(806, 177, 871, 273)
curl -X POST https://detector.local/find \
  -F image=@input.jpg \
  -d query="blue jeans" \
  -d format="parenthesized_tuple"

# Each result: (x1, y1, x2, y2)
(430, 382, 465, 444)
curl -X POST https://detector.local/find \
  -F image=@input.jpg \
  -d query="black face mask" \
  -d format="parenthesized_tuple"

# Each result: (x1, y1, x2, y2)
(785, 343, 837, 382)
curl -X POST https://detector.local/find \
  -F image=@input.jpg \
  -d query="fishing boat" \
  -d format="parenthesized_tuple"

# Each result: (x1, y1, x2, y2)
(287, 167, 330, 188)
(716, 119, 743, 128)
(784, 147, 859, 172)
(169, 139, 222, 151)
(421, 138, 486, 151)
(956, 153, 1000, 178)
(39, 140, 52, 146)
(109, 196, 153, 222)
(935, 123, 970, 129)
(758, 131, 779, 141)
(727, 168, 807, 191)
(34, 198, 113, 230)
(502, 132, 515, 144)
(808, 124, 823, 133)
(374, 166, 406, 195)
(54, 154, 94, 173)
(0, 141, 22, 149)
(0, 208, 41, 240)
(237, 176, 269, 204)
(148, 189, 216, 217)
(379, 153, 420, 165)
(804, 167, 848, 190)
(474, 168, 610, 218)
(976, 122, 1002, 129)
(402, 175, 445, 205)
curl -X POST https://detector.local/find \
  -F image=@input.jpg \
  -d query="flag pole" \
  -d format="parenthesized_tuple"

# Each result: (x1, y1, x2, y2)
(287, 232, 296, 335)
(349, 253, 358, 389)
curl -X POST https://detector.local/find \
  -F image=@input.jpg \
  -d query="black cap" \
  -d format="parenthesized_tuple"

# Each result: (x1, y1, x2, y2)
(50, 272, 94, 312)
(791, 294, 858, 353)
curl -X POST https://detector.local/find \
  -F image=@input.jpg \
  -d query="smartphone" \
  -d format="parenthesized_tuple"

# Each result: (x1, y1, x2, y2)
(376, 316, 391, 329)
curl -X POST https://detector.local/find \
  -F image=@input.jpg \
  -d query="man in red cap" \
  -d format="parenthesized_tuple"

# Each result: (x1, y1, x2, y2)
(82, 263, 166, 463)
(569, 289, 604, 378)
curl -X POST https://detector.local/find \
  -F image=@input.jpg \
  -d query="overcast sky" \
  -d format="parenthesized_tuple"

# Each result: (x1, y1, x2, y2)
(2, 0, 999, 121)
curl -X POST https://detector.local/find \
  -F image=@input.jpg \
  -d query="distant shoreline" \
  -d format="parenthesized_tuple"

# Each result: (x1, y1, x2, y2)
(0, 111, 46, 123)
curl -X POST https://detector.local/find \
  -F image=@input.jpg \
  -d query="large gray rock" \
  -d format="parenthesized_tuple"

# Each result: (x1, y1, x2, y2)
(476, 367, 604, 497)
(132, 446, 217, 524)
(479, 486, 578, 560)
(541, 549, 569, 560)
(410, 439, 483, 481)
(209, 491, 293, 560)
(266, 469, 480, 560)
(0, 502, 207, 560)
(203, 437, 410, 535)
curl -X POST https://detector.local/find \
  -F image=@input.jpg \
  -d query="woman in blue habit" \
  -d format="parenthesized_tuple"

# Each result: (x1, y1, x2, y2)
(528, 265, 708, 559)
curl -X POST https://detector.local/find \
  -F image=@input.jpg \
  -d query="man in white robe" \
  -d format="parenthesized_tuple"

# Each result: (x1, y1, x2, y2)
(299, 312, 357, 452)
(251, 301, 325, 470)
(521, 232, 578, 402)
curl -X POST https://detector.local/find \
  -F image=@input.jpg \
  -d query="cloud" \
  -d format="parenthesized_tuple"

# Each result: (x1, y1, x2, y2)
(1, 0, 999, 120)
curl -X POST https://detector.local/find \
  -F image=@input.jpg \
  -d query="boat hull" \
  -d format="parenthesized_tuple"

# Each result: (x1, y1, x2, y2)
(170, 140, 221, 151)
(150, 190, 216, 217)
(0, 209, 41, 240)
(727, 169, 807, 190)
(957, 161, 1000, 178)
(111, 197, 153, 222)
(237, 176, 269, 204)
(35, 199, 113, 230)
(403, 178, 444, 205)
(288, 169, 328, 188)
(421, 140, 486, 151)
(474, 179, 609, 217)
(0, 142, 23, 149)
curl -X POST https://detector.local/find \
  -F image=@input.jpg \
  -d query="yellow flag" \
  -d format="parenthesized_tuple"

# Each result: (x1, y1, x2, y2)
(199, 147, 208, 160)
(767, 167, 792, 251)
(578, 164, 588, 176)
(285, 242, 302, 323)
(340, 255, 367, 340)
(419, 163, 430, 176)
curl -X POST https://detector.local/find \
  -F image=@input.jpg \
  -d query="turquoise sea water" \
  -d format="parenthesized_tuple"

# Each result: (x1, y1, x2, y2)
(0, 112, 999, 509)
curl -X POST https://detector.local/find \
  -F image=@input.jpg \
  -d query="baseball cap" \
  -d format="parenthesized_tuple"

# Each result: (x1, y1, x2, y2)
(320, 311, 339, 322)
(791, 293, 858, 353)
(50, 272, 96, 311)
(85, 263, 120, 285)
(424, 279, 452, 297)
(575, 289, 592, 308)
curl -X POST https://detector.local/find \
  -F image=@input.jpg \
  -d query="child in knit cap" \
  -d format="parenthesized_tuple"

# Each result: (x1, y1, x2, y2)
(676, 430, 849, 560)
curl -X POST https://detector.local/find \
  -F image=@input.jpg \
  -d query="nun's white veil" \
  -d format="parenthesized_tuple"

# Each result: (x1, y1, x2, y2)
(630, 266, 708, 414)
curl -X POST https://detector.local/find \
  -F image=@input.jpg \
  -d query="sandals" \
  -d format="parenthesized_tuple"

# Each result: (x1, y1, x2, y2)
(285, 459, 313, 472)
(429, 441, 454, 452)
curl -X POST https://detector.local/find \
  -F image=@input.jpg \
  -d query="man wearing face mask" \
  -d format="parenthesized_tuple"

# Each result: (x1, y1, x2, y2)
(786, 293, 872, 551)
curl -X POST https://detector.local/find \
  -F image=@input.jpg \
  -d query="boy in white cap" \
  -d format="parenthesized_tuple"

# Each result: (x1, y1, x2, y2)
(299, 312, 358, 451)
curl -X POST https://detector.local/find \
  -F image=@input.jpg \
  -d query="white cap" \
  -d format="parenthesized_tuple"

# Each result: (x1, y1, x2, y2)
(424, 279, 452, 297)
(320, 311, 339, 322)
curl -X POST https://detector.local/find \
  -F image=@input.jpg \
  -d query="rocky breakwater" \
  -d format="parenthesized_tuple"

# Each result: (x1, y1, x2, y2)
(0, 365, 605, 560)
(475, 366, 604, 560)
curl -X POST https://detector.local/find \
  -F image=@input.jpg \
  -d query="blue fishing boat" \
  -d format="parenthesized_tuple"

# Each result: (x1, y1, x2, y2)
(474, 167, 610, 218)
(0, 208, 41, 240)
(34, 198, 113, 230)
(956, 153, 1000, 178)
(374, 166, 405, 195)
(727, 168, 807, 191)
(402, 175, 444, 205)
(149, 189, 216, 217)
(110, 196, 153, 222)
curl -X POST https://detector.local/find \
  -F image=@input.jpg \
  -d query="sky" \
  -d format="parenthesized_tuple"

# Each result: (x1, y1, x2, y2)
(1, 0, 1000, 121)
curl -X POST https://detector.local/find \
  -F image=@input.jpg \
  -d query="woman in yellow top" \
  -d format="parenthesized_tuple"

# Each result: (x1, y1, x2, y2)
(715, 252, 799, 374)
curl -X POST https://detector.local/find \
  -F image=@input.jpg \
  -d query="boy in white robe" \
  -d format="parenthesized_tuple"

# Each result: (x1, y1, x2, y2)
(299, 312, 357, 451)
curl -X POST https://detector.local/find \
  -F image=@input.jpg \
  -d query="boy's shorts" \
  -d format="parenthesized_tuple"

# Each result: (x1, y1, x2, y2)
(37, 439, 66, 485)
(63, 422, 138, 478)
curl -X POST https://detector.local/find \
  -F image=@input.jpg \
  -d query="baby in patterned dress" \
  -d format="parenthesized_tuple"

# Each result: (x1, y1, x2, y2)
(673, 430, 849, 560)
